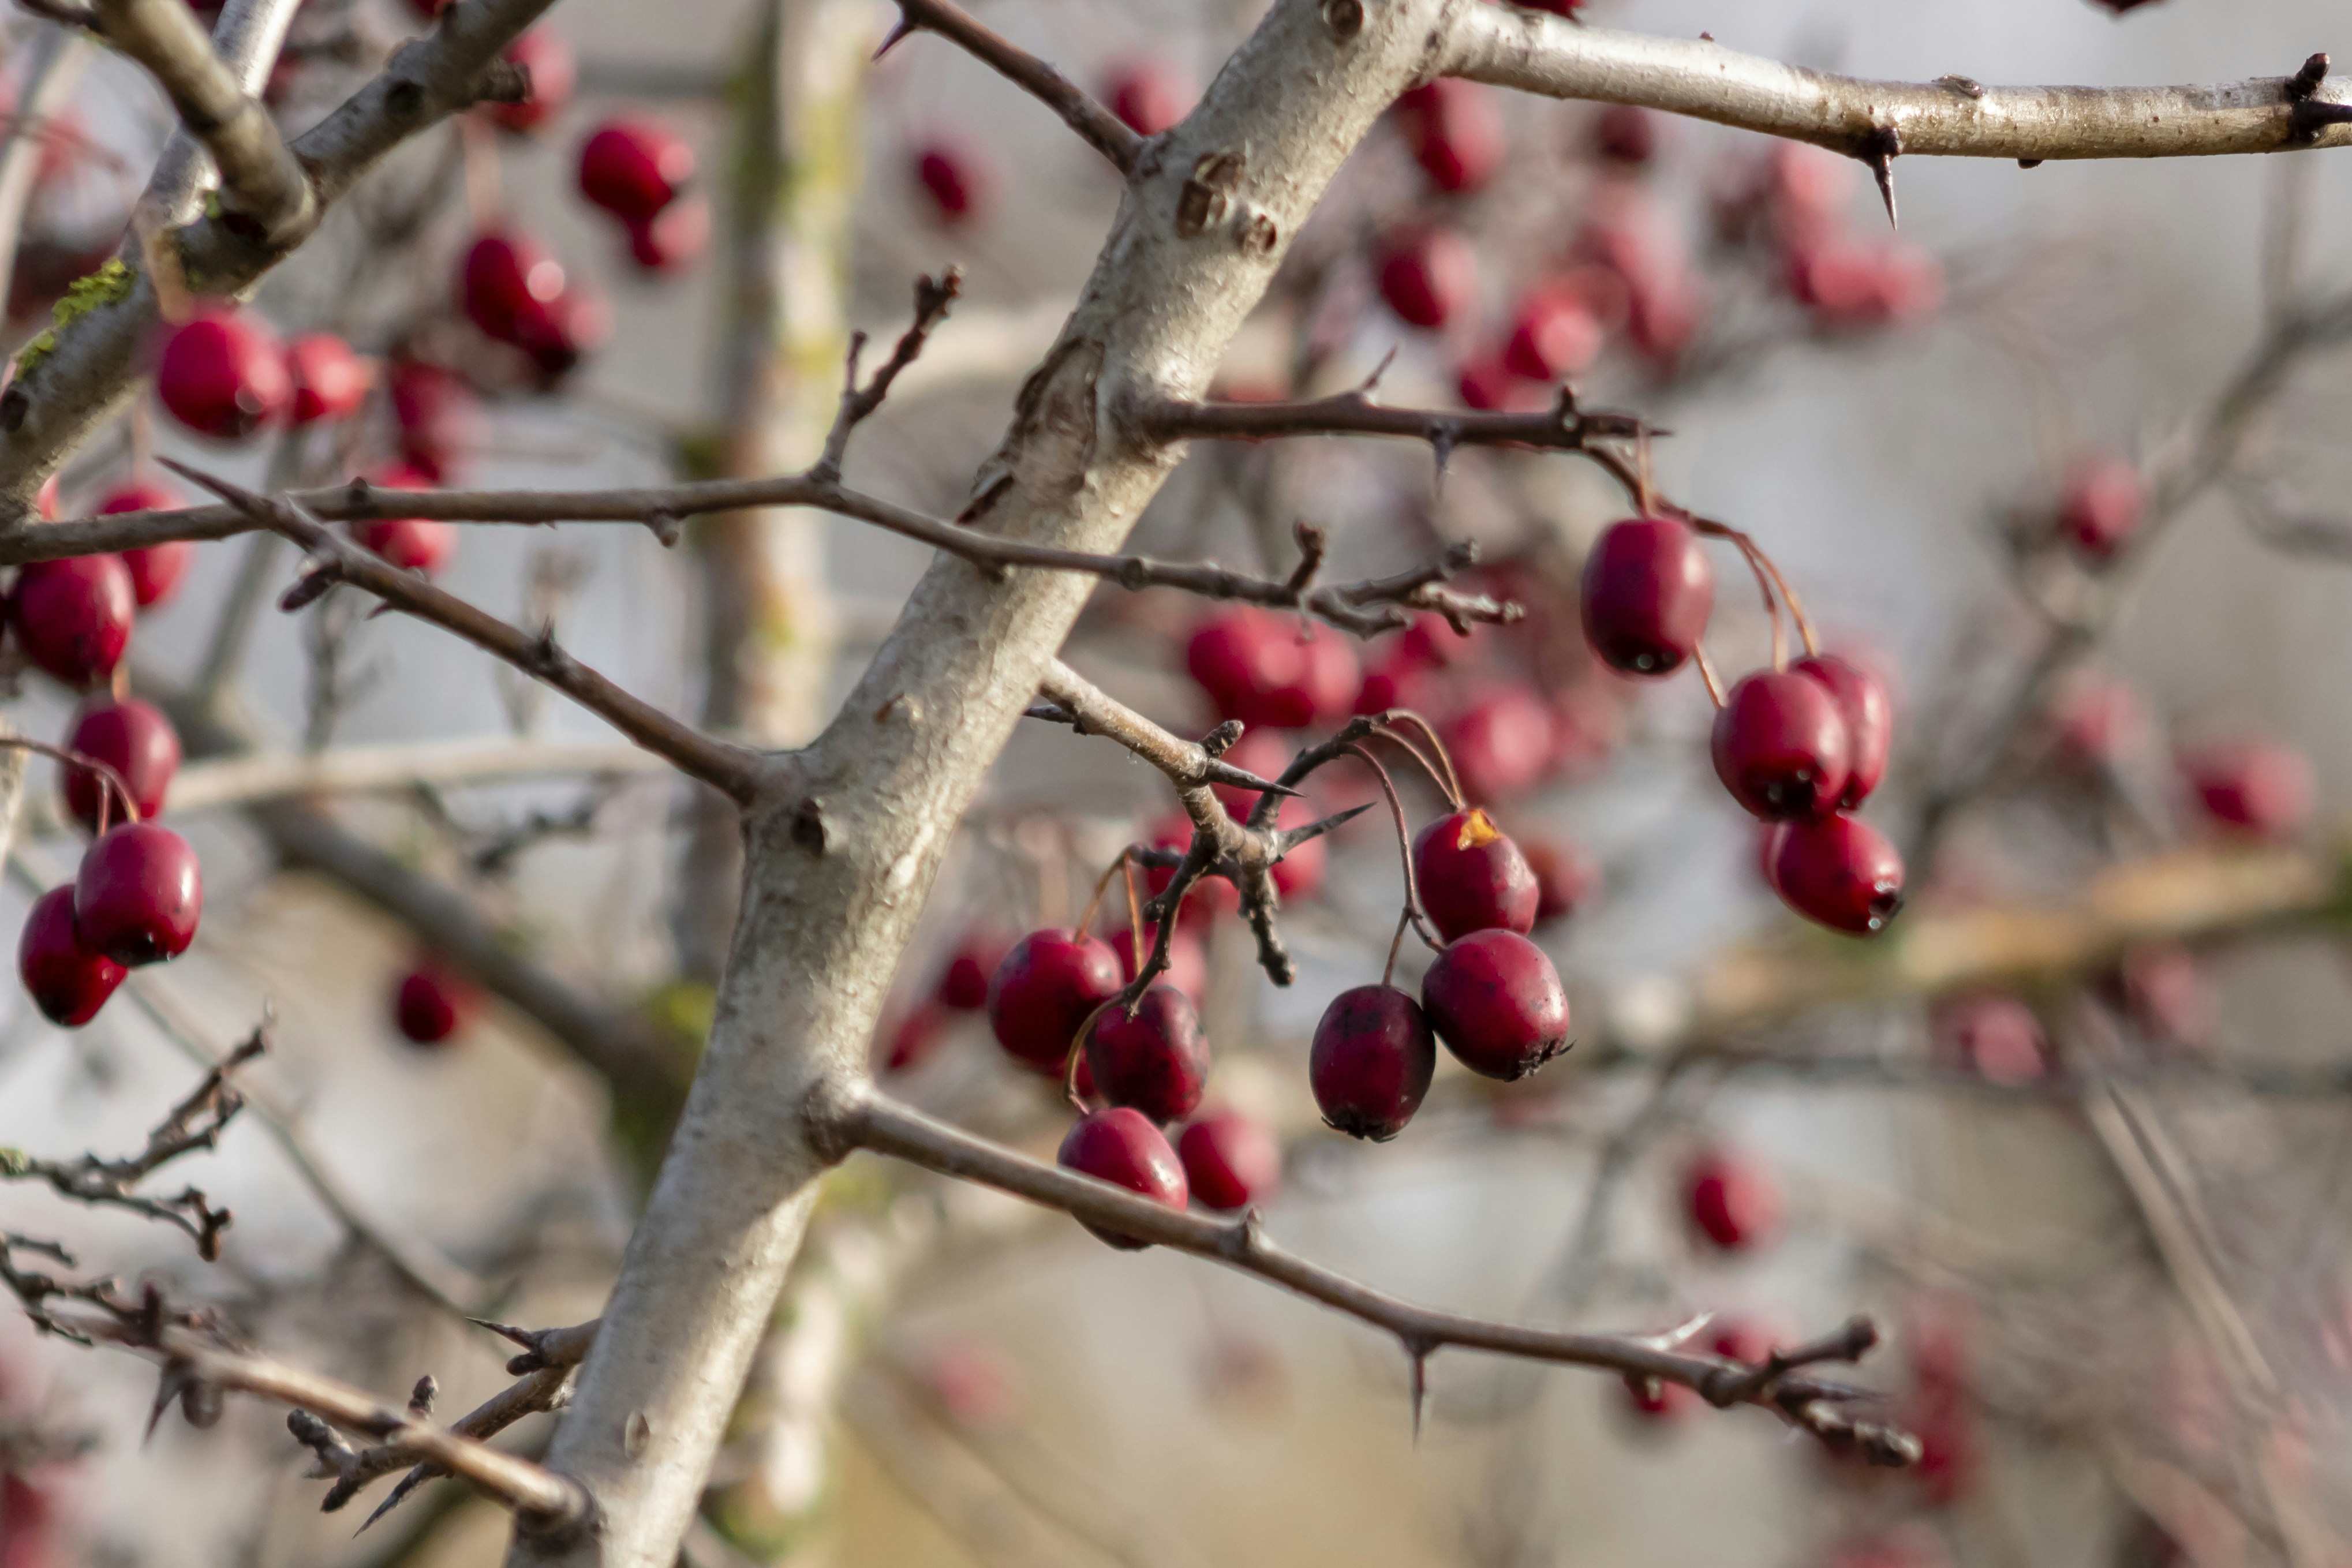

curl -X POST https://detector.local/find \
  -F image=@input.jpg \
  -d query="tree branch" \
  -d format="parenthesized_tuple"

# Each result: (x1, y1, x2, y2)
(163, 738, 672, 814)
(1033, 657, 1295, 799)
(1131, 383, 1647, 475)
(0, 26, 94, 319)
(880, 0, 1141, 174)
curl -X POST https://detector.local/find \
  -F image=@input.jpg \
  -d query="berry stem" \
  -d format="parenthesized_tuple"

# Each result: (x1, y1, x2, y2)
(1120, 860, 1144, 972)
(1343, 744, 1444, 953)
(1376, 712, 1464, 809)
(1075, 847, 1131, 934)
(1692, 643, 1726, 709)
(1693, 518, 1819, 660)
(0, 737, 140, 829)
(1381, 905, 1411, 988)
(1063, 997, 1117, 1111)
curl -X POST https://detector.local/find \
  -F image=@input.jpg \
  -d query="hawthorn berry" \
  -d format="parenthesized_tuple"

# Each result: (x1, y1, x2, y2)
(1503, 280, 1606, 381)
(60, 697, 179, 833)
(1931, 993, 2047, 1087)
(1084, 983, 1210, 1124)
(489, 29, 574, 134)
(285, 332, 371, 426)
(97, 482, 195, 609)
(1374, 225, 1475, 330)
(1706, 1316, 1779, 1366)
(11, 555, 135, 687)
(2058, 455, 2144, 560)
(1592, 104, 1657, 166)
(913, 140, 990, 227)
(1456, 354, 1523, 413)
(1412, 808, 1538, 942)
(2179, 738, 2314, 840)
(2047, 671, 2144, 771)
(74, 821, 201, 967)
(1108, 919, 1208, 1009)
(1768, 813, 1904, 935)
(1681, 1146, 1780, 1252)
(1308, 983, 1435, 1140)
(1103, 61, 1191, 137)
(461, 231, 566, 343)
(17, 885, 125, 1027)
(1792, 653, 1892, 809)
(988, 927, 1123, 1073)
(1420, 927, 1571, 1081)
(1712, 668, 1853, 821)
(1184, 606, 1359, 729)
(1394, 80, 1504, 195)
(936, 928, 1011, 1011)
(1442, 683, 1557, 803)
(1523, 837, 1598, 923)
(1177, 1107, 1281, 1211)
(506, 285, 608, 381)
(353, 466, 458, 577)
(155, 307, 291, 440)
(388, 357, 470, 481)
(626, 197, 711, 274)
(1786, 238, 1943, 331)
(1056, 1106, 1187, 1249)
(395, 961, 476, 1045)
(1580, 515, 1714, 676)
(578, 118, 694, 222)
(881, 1000, 951, 1075)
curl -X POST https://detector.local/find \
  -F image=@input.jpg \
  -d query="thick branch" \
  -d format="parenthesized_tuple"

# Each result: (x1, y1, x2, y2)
(1033, 657, 1293, 798)
(882, 0, 1140, 174)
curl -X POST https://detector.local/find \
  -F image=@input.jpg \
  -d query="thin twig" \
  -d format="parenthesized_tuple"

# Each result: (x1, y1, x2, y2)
(878, 0, 1141, 173)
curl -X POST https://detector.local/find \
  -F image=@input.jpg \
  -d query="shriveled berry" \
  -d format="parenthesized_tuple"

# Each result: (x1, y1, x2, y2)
(1412, 808, 1538, 942)
(17, 885, 124, 1027)
(1177, 1107, 1281, 1211)
(914, 140, 989, 226)
(1793, 652, 1891, 809)
(627, 197, 709, 273)
(1394, 80, 1503, 195)
(1085, 984, 1209, 1124)
(1185, 606, 1359, 729)
(1421, 928, 1571, 1081)
(1523, 837, 1598, 923)
(1682, 1146, 1779, 1251)
(1309, 984, 1435, 1140)
(1503, 280, 1605, 381)
(1103, 61, 1191, 137)
(395, 961, 475, 1045)
(60, 696, 179, 833)
(2179, 738, 2314, 840)
(1712, 668, 1852, 821)
(155, 306, 290, 440)
(12, 555, 134, 687)
(353, 466, 458, 576)
(2059, 455, 2143, 560)
(98, 482, 195, 609)
(489, 29, 574, 134)
(578, 118, 693, 221)
(74, 821, 201, 966)
(1770, 813, 1904, 935)
(1931, 994, 2046, 1087)
(1580, 515, 1713, 676)
(1374, 225, 1475, 330)
(987, 927, 1123, 1073)
(1108, 919, 1208, 1009)
(1056, 1106, 1187, 1249)
(286, 332, 372, 425)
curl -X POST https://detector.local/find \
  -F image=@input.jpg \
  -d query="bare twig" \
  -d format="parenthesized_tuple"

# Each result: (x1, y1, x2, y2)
(1132, 384, 1647, 480)
(878, 0, 1141, 173)
(813, 270, 963, 482)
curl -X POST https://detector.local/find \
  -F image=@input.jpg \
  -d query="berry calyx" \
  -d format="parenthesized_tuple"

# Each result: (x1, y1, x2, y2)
(1711, 668, 1853, 821)
(489, 29, 574, 134)
(97, 482, 195, 609)
(73, 821, 202, 967)
(1412, 808, 1538, 942)
(2058, 455, 2144, 561)
(1310, 985, 1435, 1140)
(2179, 738, 2314, 840)
(11, 555, 135, 687)
(60, 696, 179, 833)
(1420, 928, 1571, 1081)
(1103, 61, 1192, 137)
(577, 118, 693, 222)
(1083, 983, 1210, 1125)
(1374, 224, 1475, 330)
(1682, 1145, 1781, 1252)
(987, 927, 1123, 1073)
(1176, 1107, 1281, 1211)
(913, 140, 989, 227)
(286, 332, 372, 426)
(1792, 652, 1892, 809)
(395, 961, 475, 1045)
(352, 466, 458, 577)
(155, 306, 291, 440)
(1580, 515, 1714, 676)
(17, 885, 125, 1027)
(1185, 606, 1360, 729)
(1768, 814, 1904, 935)
(1056, 1106, 1187, 1249)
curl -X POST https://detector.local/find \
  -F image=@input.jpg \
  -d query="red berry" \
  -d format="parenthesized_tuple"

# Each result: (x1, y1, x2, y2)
(1455, 353, 1523, 412)
(1108, 919, 1208, 1009)
(2179, 738, 2314, 840)
(74, 821, 201, 966)
(1269, 809, 1327, 901)
(987, 927, 1123, 1073)
(881, 1000, 951, 1075)
(1523, 837, 1598, 923)
(1394, 80, 1503, 195)
(2058, 455, 2142, 560)
(1056, 1106, 1187, 1249)
(286, 332, 372, 425)
(1792, 652, 1891, 809)
(1103, 61, 1191, 137)
(1592, 104, 1657, 165)
(1770, 813, 1904, 935)
(1706, 1316, 1779, 1365)
(98, 482, 195, 609)
(11, 555, 134, 687)
(388, 357, 470, 481)
(1442, 683, 1557, 802)
(1309, 983, 1436, 1140)
(395, 961, 474, 1045)
(60, 696, 179, 834)
(1412, 809, 1538, 942)
(1374, 225, 1475, 330)
(490, 29, 574, 134)
(1712, 668, 1853, 821)
(1786, 238, 1943, 330)
(626, 197, 709, 273)
(1503, 280, 1605, 381)
(1931, 993, 2047, 1086)
(96, 480, 180, 517)
(17, 884, 125, 1027)
(1580, 515, 1713, 676)
(1516, 0, 1583, 13)
(461, 232, 567, 342)
(578, 118, 693, 222)
(1177, 1107, 1281, 1211)
(506, 286, 608, 381)
(1682, 1146, 1780, 1251)
(1083, 984, 1209, 1124)
(1420, 928, 1570, 1081)
(913, 140, 989, 226)
(155, 306, 290, 440)
(353, 466, 457, 577)
(1184, 607, 1359, 729)
(936, 928, 1011, 1011)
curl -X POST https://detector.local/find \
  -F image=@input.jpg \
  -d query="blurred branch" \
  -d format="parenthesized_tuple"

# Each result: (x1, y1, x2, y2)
(879, 0, 1140, 174)
(0, 26, 93, 315)
(167, 738, 670, 813)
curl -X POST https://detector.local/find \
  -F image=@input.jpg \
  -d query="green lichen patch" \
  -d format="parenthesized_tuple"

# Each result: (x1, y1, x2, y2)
(9, 259, 135, 384)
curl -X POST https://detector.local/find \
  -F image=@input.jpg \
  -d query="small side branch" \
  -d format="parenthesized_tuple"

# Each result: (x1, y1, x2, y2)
(1033, 658, 1294, 799)
(1134, 384, 1646, 476)
(880, 0, 1141, 174)
(813, 270, 963, 482)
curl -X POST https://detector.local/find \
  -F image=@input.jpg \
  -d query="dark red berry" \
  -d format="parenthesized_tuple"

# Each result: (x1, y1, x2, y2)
(1056, 1106, 1187, 1249)
(2179, 738, 2314, 840)
(1308, 984, 1435, 1140)
(286, 332, 371, 425)
(936, 928, 1010, 1011)
(1523, 837, 1598, 923)
(74, 821, 201, 966)
(1580, 515, 1714, 676)
(17, 885, 124, 1027)
(12, 555, 134, 687)
(155, 306, 290, 440)
(1592, 104, 1657, 165)
(388, 357, 470, 481)
(60, 696, 179, 833)
(881, 1000, 951, 1075)
(489, 29, 574, 134)
(2058, 455, 2142, 560)
(1712, 668, 1853, 821)
(1456, 353, 1521, 412)
(1706, 1316, 1779, 1365)
(1420, 928, 1571, 1081)
(505, 286, 608, 381)
(353, 465, 457, 577)
(1374, 225, 1475, 330)
(1682, 1146, 1779, 1251)
(1394, 80, 1503, 195)
(1931, 993, 2046, 1087)
(98, 482, 195, 608)
(1769, 813, 1904, 935)
(1503, 280, 1605, 381)
(987, 927, 1123, 1073)
(395, 961, 474, 1045)
(461, 231, 566, 343)
(1792, 652, 1891, 809)
(578, 118, 693, 222)
(1177, 1107, 1280, 1211)
(1084, 984, 1209, 1124)
(1412, 808, 1538, 942)
(627, 197, 709, 273)
(1108, 919, 1207, 1009)
(1104, 62, 1191, 137)
(1185, 606, 1359, 729)
(914, 140, 989, 226)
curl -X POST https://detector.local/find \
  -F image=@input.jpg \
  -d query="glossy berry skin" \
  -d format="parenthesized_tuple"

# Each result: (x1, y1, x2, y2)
(1104, 62, 1191, 136)
(155, 308, 290, 440)
(12, 555, 134, 687)
(2179, 739, 2314, 840)
(577, 119, 693, 222)
(395, 963, 473, 1045)
(461, 231, 567, 343)
(17, 885, 125, 1027)
(61, 697, 180, 834)
(1056, 1107, 1187, 1249)
(987, 927, 1123, 1073)
(286, 332, 372, 425)
(74, 822, 201, 967)
(98, 483, 195, 608)
(353, 466, 458, 577)
(1421, 929, 1571, 1081)
(1793, 653, 1892, 809)
(1185, 606, 1359, 729)
(1309, 985, 1435, 1141)
(1770, 814, 1904, 935)
(1374, 226, 1475, 330)
(1504, 281, 1605, 381)
(1712, 669, 1853, 821)
(2059, 455, 2144, 560)
(489, 29, 574, 134)
(626, 197, 710, 273)
(1931, 993, 2046, 1087)
(914, 141, 989, 226)
(1580, 516, 1714, 676)
(1394, 80, 1503, 194)
(1177, 1107, 1281, 1211)
(1084, 984, 1209, 1124)
(1592, 104, 1657, 164)
(1412, 809, 1538, 942)
(1682, 1147, 1780, 1252)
